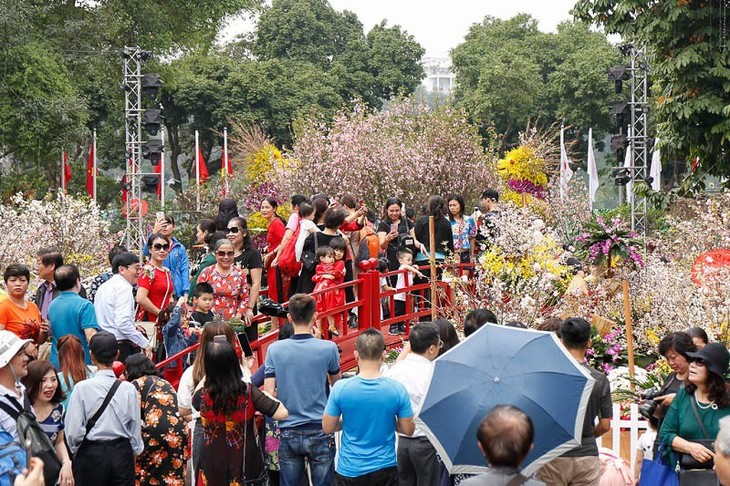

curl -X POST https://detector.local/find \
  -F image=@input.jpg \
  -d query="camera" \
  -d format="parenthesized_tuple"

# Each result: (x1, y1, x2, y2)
(258, 299, 289, 319)
(637, 387, 661, 421)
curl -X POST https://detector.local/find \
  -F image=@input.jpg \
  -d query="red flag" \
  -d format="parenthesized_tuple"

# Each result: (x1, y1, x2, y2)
(196, 148, 209, 184)
(62, 151, 72, 191)
(154, 161, 162, 200)
(85, 144, 95, 196)
(691, 156, 700, 173)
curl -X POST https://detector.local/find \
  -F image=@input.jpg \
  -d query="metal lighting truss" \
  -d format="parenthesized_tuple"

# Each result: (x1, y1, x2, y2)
(629, 45, 649, 237)
(122, 46, 150, 256)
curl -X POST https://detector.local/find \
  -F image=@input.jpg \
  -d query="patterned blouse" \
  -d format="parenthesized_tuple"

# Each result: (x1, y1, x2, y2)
(34, 403, 64, 443)
(450, 216, 478, 251)
(197, 265, 249, 320)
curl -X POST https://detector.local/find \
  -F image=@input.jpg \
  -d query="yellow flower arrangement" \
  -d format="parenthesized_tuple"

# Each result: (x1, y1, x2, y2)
(497, 146, 549, 187)
(244, 144, 296, 184)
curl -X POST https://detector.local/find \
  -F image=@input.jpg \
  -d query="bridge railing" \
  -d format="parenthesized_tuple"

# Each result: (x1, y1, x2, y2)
(157, 262, 475, 386)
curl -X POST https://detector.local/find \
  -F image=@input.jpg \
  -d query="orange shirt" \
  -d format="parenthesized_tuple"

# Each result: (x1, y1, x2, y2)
(0, 299, 41, 341)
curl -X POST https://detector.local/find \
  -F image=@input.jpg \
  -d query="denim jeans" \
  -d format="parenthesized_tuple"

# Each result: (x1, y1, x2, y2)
(279, 428, 336, 486)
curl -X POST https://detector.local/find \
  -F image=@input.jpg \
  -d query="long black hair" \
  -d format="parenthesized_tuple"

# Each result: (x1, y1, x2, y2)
(216, 198, 240, 231)
(447, 194, 466, 220)
(263, 197, 287, 225)
(381, 197, 403, 222)
(203, 341, 247, 415)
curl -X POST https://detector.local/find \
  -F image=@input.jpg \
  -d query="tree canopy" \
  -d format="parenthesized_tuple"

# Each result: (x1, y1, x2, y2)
(451, 15, 620, 153)
(0, 0, 425, 201)
(573, 0, 730, 178)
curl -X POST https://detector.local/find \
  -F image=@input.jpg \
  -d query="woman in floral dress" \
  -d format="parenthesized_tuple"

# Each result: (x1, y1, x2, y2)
(126, 354, 187, 486)
(192, 341, 287, 485)
(197, 239, 250, 321)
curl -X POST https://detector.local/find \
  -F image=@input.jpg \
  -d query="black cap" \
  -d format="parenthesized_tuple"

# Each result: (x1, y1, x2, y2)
(89, 331, 119, 363)
(687, 342, 730, 379)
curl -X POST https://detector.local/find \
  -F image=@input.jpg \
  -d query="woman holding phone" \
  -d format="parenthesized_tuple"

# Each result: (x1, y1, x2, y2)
(377, 197, 426, 285)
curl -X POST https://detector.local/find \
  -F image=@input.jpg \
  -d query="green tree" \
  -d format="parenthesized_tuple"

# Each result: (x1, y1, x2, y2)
(0, 0, 260, 198)
(573, 0, 730, 178)
(451, 15, 619, 152)
(254, 0, 424, 109)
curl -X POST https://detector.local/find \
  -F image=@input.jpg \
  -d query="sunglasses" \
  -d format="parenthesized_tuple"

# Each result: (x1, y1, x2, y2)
(152, 243, 170, 251)
(692, 358, 706, 367)
(217, 251, 235, 257)
(227, 227, 242, 234)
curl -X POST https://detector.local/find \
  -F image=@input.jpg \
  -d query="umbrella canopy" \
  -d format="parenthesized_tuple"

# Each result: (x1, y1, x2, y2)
(415, 324, 595, 476)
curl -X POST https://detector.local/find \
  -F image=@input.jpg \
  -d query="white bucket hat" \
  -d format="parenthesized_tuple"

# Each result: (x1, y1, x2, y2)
(0, 331, 31, 368)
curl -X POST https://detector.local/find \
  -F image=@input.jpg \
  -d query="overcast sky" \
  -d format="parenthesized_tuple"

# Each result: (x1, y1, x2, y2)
(223, 0, 579, 58)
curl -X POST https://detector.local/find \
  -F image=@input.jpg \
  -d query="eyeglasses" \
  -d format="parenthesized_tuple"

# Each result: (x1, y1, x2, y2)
(216, 251, 235, 257)
(152, 243, 170, 251)
(227, 227, 241, 234)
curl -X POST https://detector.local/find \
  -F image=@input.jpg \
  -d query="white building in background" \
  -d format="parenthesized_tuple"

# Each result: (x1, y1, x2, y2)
(421, 57, 455, 94)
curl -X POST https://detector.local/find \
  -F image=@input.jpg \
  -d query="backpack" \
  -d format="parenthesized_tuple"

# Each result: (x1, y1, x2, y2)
(598, 447, 633, 485)
(0, 396, 62, 486)
(278, 226, 301, 277)
(356, 232, 381, 265)
(0, 431, 25, 486)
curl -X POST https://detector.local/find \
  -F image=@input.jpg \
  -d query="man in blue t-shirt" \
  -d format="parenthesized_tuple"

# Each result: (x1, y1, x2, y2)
(323, 328, 414, 485)
(264, 293, 341, 486)
(47, 265, 99, 368)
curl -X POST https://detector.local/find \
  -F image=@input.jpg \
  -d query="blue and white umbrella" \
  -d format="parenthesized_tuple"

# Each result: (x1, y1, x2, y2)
(415, 324, 595, 476)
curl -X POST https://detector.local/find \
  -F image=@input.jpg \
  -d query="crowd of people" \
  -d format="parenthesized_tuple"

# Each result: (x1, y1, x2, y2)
(0, 189, 727, 486)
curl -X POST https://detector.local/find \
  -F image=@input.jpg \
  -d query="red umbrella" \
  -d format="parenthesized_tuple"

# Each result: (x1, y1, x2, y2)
(691, 249, 730, 286)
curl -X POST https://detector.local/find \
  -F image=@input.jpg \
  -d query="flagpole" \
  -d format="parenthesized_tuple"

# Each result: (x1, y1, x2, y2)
(587, 128, 599, 210)
(92, 130, 97, 203)
(195, 130, 200, 212)
(223, 127, 229, 196)
(160, 126, 166, 208)
(60, 150, 64, 195)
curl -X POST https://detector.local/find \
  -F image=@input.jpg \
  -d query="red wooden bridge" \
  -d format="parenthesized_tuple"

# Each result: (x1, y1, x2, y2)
(156, 263, 472, 385)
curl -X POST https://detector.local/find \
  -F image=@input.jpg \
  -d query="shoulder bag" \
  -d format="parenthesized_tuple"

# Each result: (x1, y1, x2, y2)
(0, 395, 61, 486)
(242, 386, 267, 485)
(300, 231, 319, 273)
(677, 394, 718, 486)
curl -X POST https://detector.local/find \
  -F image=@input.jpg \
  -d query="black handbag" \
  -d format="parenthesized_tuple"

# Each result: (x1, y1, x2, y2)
(677, 393, 718, 485)
(678, 470, 718, 486)
(300, 231, 319, 272)
(242, 387, 268, 485)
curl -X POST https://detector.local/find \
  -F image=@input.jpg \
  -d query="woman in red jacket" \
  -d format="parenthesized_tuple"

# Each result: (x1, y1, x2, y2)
(261, 198, 287, 328)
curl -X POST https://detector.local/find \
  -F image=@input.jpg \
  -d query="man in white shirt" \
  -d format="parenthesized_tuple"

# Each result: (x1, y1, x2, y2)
(0, 330, 31, 440)
(386, 322, 442, 485)
(93, 252, 151, 362)
(66, 331, 143, 485)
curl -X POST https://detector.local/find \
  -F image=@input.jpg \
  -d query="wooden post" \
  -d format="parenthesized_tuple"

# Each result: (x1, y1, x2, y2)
(622, 278, 636, 384)
(429, 216, 437, 321)
(521, 193, 527, 207)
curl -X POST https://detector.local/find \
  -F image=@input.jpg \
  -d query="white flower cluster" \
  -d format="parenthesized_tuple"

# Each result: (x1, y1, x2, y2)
(0, 193, 115, 290)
